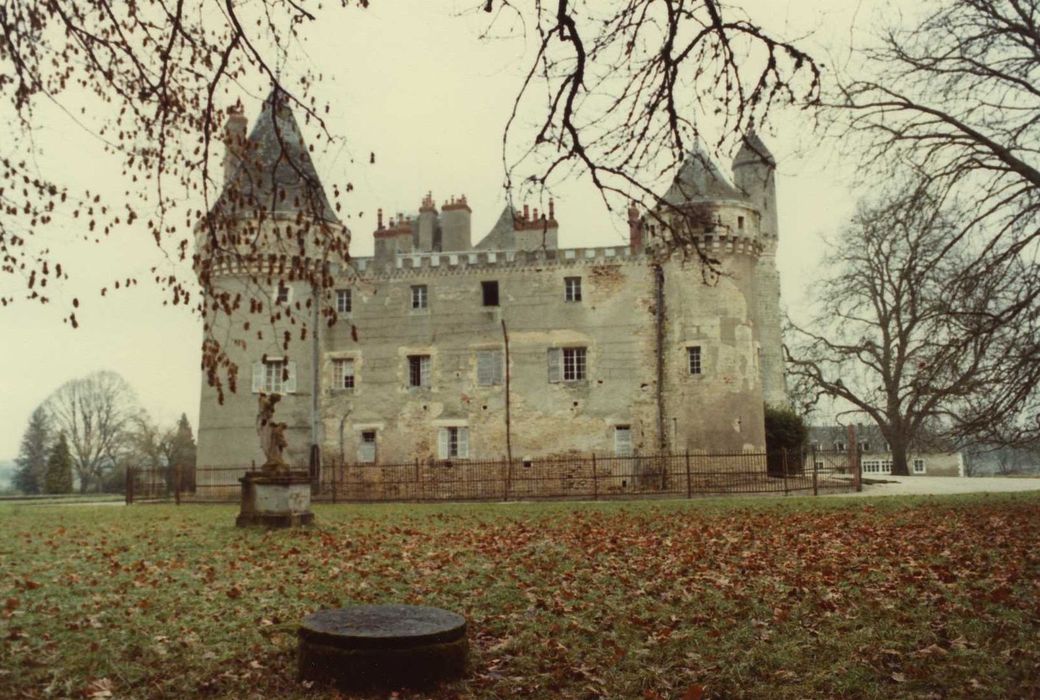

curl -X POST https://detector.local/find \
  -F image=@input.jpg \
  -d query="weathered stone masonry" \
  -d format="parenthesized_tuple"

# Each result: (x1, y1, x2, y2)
(195, 95, 787, 483)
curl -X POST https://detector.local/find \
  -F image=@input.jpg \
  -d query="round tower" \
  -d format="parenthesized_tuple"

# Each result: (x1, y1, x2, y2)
(650, 145, 768, 453)
(195, 92, 349, 490)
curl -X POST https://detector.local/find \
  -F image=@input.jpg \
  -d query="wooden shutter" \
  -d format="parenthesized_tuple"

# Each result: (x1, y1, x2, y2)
(493, 350, 504, 385)
(458, 428, 469, 458)
(420, 356, 431, 387)
(285, 362, 298, 393)
(477, 351, 494, 386)
(547, 348, 561, 383)
(438, 428, 449, 459)
(252, 362, 264, 393)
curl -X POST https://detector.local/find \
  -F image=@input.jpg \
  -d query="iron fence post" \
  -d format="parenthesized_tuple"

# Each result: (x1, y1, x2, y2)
(812, 447, 818, 497)
(416, 458, 424, 502)
(592, 454, 599, 501)
(782, 448, 789, 495)
(175, 464, 182, 505)
(126, 467, 134, 505)
(505, 455, 512, 502)
(685, 450, 692, 499)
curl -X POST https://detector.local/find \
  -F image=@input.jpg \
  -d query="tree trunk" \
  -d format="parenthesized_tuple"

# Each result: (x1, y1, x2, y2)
(890, 443, 910, 476)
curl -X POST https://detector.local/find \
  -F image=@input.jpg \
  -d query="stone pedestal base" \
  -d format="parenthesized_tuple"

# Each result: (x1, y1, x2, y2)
(298, 605, 468, 691)
(236, 471, 314, 528)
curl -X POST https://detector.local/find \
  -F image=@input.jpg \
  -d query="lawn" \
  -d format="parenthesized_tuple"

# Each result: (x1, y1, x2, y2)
(1, 494, 1039, 699)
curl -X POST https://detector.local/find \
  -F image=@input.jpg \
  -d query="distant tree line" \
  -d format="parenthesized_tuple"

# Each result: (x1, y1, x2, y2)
(13, 371, 196, 495)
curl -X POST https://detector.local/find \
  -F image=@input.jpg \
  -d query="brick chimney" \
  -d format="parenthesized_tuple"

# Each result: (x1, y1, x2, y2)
(628, 205, 644, 253)
(223, 100, 248, 187)
(441, 194, 472, 252)
(417, 191, 438, 252)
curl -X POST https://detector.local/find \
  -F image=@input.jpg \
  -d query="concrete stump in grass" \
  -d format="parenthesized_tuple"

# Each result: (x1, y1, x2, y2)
(298, 605, 468, 691)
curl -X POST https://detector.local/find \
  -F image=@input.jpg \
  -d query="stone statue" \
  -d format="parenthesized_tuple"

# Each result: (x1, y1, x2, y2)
(257, 393, 289, 474)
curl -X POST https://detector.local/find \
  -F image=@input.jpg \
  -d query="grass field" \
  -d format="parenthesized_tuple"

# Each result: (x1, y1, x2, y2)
(1, 493, 1038, 699)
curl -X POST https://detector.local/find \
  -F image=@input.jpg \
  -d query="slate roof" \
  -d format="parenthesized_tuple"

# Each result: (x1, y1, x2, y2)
(661, 144, 745, 206)
(209, 90, 339, 224)
(733, 130, 776, 168)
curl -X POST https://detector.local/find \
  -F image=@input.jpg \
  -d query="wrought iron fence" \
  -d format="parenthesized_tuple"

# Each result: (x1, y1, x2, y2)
(126, 448, 860, 504)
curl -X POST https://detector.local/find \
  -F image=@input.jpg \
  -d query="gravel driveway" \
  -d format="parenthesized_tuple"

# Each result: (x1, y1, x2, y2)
(839, 475, 1040, 497)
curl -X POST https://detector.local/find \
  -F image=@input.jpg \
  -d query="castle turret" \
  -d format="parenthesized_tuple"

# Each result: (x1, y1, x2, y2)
(440, 195, 472, 251)
(732, 131, 785, 406)
(196, 91, 349, 479)
(732, 131, 777, 237)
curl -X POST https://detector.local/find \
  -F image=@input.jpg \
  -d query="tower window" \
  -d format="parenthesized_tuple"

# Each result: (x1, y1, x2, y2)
(253, 358, 297, 394)
(547, 347, 587, 383)
(275, 283, 290, 305)
(564, 276, 582, 302)
(411, 285, 428, 310)
(334, 358, 355, 391)
(687, 346, 702, 375)
(737, 216, 745, 230)
(407, 355, 431, 388)
(336, 289, 352, 314)
(481, 280, 499, 307)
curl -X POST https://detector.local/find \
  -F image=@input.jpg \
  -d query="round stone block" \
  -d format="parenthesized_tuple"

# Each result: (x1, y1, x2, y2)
(298, 605, 468, 690)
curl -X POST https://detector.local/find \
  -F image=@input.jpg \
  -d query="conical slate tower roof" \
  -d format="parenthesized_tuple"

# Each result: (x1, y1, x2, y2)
(661, 144, 744, 206)
(212, 90, 339, 224)
(733, 130, 776, 168)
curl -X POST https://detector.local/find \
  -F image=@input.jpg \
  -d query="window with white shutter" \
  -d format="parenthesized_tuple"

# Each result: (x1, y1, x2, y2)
(253, 359, 297, 394)
(562, 347, 587, 381)
(408, 355, 431, 388)
(477, 350, 503, 386)
(438, 427, 469, 459)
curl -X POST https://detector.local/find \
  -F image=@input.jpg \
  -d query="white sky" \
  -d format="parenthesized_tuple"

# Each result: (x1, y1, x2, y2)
(0, 0, 875, 458)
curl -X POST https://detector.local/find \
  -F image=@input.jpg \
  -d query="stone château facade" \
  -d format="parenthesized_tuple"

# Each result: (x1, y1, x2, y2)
(195, 94, 787, 480)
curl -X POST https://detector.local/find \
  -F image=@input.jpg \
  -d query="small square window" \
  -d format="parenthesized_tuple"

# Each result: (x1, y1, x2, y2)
(408, 355, 431, 388)
(336, 289, 352, 314)
(254, 359, 296, 394)
(687, 346, 702, 375)
(481, 280, 499, 307)
(834, 442, 846, 452)
(411, 285, 428, 310)
(334, 358, 355, 391)
(275, 283, 290, 305)
(913, 458, 926, 474)
(564, 276, 582, 302)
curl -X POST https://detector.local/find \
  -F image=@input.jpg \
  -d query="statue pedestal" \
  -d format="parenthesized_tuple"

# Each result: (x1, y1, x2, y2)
(236, 470, 314, 528)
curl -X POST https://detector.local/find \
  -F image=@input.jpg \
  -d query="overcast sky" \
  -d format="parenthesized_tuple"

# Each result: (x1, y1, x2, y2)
(0, 0, 875, 459)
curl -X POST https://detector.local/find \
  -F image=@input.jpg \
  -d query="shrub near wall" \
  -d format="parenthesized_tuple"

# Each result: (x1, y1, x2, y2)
(765, 404, 808, 476)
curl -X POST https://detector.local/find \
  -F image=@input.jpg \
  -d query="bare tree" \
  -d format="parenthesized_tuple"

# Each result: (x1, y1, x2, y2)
(786, 183, 1040, 475)
(42, 371, 140, 492)
(832, 0, 1040, 298)
(1, 1, 820, 398)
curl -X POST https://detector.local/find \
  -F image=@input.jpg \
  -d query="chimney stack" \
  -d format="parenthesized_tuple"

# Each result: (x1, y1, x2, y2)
(223, 100, 248, 187)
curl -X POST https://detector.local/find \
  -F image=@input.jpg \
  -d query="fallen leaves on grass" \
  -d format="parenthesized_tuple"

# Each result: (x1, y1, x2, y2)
(0, 496, 1039, 699)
